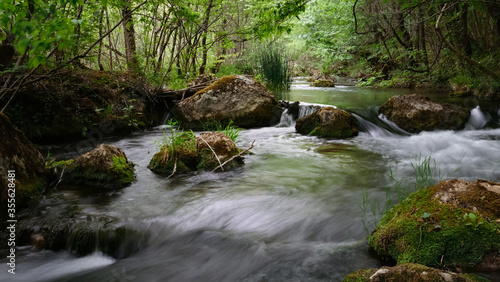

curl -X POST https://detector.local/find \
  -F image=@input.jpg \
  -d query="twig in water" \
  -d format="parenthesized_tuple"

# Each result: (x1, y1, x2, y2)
(198, 135, 223, 171)
(167, 157, 177, 178)
(51, 167, 66, 190)
(212, 140, 255, 172)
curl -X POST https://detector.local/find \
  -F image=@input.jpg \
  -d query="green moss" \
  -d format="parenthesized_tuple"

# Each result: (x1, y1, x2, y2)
(16, 178, 47, 210)
(310, 79, 335, 87)
(148, 145, 197, 175)
(343, 268, 376, 282)
(111, 156, 135, 185)
(369, 186, 500, 269)
(194, 75, 237, 96)
(49, 157, 135, 189)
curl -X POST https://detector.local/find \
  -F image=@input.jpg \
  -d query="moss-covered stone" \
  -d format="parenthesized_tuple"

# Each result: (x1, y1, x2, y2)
(0, 113, 47, 220)
(175, 75, 283, 129)
(50, 144, 135, 189)
(148, 132, 244, 175)
(379, 94, 470, 133)
(148, 142, 198, 175)
(295, 107, 359, 138)
(343, 263, 489, 282)
(369, 179, 500, 270)
(310, 79, 335, 87)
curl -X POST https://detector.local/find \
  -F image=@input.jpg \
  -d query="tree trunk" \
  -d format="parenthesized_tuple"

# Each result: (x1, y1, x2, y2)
(122, 1, 139, 73)
(199, 0, 214, 75)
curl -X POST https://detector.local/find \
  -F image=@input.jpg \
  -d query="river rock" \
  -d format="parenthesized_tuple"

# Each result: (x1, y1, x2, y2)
(343, 263, 487, 282)
(196, 132, 241, 170)
(369, 179, 500, 270)
(50, 144, 135, 189)
(149, 132, 244, 175)
(17, 211, 146, 258)
(310, 79, 335, 87)
(379, 94, 470, 133)
(0, 113, 47, 218)
(295, 107, 359, 138)
(175, 75, 283, 129)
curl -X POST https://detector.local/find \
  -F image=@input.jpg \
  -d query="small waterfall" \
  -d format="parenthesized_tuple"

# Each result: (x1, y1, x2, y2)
(378, 114, 411, 135)
(354, 114, 393, 137)
(465, 106, 488, 130)
(298, 104, 324, 119)
(276, 109, 294, 127)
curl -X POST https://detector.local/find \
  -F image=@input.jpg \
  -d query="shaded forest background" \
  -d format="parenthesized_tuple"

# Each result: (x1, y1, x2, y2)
(1, 0, 499, 114)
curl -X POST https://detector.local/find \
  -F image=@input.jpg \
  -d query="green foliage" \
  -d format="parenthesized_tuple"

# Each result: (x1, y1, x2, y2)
(257, 42, 292, 92)
(122, 99, 142, 128)
(247, 0, 309, 40)
(201, 119, 242, 143)
(215, 64, 244, 77)
(95, 104, 114, 117)
(155, 119, 196, 153)
(0, 0, 84, 68)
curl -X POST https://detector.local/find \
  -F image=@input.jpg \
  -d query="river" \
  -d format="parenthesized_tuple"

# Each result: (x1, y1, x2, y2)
(2, 79, 500, 281)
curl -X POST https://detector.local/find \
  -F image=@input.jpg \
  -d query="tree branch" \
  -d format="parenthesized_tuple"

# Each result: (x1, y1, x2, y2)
(435, 4, 499, 81)
(212, 140, 255, 172)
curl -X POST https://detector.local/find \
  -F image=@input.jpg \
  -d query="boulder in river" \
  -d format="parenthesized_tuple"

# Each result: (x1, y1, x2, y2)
(50, 144, 135, 189)
(148, 131, 244, 175)
(379, 94, 470, 133)
(175, 75, 283, 129)
(0, 113, 47, 217)
(369, 179, 500, 270)
(343, 263, 487, 282)
(310, 79, 335, 87)
(295, 107, 359, 138)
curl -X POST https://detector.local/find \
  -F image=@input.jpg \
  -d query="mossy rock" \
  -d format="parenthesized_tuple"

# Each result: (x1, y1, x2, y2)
(295, 107, 359, 138)
(310, 79, 335, 87)
(50, 144, 135, 189)
(343, 263, 489, 282)
(379, 94, 470, 133)
(369, 179, 500, 270)
(18, 215, 147, 258)
(0, 113, 48, 220)
(175, 75, 283, 129)
(148, 140, 198, 175)
(148, 132, 244, 175)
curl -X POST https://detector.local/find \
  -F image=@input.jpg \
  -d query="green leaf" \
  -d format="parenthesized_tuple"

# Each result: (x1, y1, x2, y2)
(71, 19, 83, 25)
(422, 212, 431, 219)
(468, 213, 476, 222)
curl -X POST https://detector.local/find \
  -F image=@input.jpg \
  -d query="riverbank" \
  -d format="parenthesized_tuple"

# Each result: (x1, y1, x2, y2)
(3, 70, 165, 144)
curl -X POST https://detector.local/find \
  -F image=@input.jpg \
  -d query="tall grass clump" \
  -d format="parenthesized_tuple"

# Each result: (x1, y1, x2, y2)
(361, 155, 445, 235)
(257, 43, 292, 93)
(155, 119, 196, 154)
(201, 119, 242, 144)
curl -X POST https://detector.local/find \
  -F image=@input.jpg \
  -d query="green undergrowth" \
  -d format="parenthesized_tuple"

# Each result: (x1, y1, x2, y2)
(201, 119, 242, 144)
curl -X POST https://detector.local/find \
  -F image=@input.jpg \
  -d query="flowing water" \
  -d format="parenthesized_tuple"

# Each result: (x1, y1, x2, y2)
(3, 79, 500, 281)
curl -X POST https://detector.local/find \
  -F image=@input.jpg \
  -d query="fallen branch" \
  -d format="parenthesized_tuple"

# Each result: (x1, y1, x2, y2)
(198, 136, 223, 171)
(212, 140, 255, 172)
